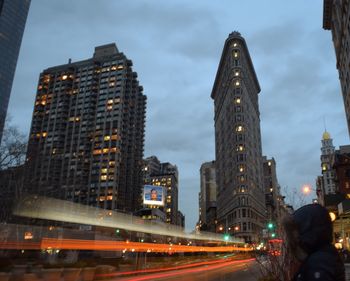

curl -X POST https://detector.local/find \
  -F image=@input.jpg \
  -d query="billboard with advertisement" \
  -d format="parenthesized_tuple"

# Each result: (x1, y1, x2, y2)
(143, 185, 165, 206)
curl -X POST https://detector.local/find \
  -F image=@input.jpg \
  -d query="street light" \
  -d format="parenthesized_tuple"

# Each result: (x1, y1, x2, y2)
(302, 184, 314, 195)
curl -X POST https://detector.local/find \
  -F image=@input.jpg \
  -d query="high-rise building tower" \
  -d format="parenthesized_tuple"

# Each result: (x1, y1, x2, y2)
(198, 161, 217, 233)
(323, 0, 350, 136)
(211, 32, 266, 243)
(316, 131, 336, 205)
(26, 44, 146, 213)
(142, 156, 180, 225)
(262, 157, 282, 226)
(0, 0, 31, 142)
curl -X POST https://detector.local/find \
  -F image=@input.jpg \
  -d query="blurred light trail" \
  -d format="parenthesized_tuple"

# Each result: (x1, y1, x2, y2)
(112, 258, 254, 281)
(0, 238, 253, 252)
(97, 257, 255, 278)
(14, 195, 244, 243)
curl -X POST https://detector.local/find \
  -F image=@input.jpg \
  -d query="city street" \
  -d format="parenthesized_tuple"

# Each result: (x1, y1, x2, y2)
(114, 259, 259, 281)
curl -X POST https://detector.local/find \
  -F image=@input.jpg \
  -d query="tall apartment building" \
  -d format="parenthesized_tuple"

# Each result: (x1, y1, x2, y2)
(262, 157, 282, 225)
(143, 156, 179, 225)
(0, 0, 31, 142)
(323, 0, 350, 136)
(26, 44, 146, 213)
(211, 32, 266, 243)
(198, 161, 217, 233)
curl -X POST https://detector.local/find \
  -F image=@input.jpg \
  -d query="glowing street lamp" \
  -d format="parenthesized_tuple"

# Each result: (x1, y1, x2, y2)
(302, 184, 313, 195)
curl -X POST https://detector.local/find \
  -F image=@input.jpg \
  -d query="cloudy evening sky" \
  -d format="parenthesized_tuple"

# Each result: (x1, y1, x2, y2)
(8, 0, 349, 230)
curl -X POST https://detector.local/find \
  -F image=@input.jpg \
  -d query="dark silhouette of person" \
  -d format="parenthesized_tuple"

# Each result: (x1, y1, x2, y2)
(283, 204, 345, 281)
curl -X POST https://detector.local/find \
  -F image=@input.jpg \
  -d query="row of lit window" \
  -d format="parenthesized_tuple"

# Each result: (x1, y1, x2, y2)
(101, 168, 115, 174)
(32, 132, 47, 138)
(100, 175, 114, 181)
(98, 195, 114, 201)
(93, 147, 119, 155)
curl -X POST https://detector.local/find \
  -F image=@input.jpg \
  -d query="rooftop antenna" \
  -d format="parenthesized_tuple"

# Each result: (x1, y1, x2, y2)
(323, 116, 327, 132)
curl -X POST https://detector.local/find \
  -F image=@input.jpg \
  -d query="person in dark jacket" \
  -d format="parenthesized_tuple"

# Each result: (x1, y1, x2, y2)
(283, 204, 345, 281)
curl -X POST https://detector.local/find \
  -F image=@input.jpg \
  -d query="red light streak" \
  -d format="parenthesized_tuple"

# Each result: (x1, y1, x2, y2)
(98, 257, 255, 278)
(115, 258, 255, 281)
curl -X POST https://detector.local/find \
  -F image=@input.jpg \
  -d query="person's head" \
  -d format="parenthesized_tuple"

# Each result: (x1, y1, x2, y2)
(150, 189, 157, 200)
(283, 204, 333, 261)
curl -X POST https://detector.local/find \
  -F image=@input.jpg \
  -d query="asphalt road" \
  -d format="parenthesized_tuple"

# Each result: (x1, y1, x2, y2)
(114, 259, 260, 281)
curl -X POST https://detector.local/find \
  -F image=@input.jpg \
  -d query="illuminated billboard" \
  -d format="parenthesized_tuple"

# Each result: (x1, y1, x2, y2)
(143, 185, 165, 206)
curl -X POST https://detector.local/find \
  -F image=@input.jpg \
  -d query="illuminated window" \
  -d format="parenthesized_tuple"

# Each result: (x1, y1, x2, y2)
(233, 50, 239, 58)
(93, 149, 102, 155)
(234, 98, 241, 104)
(236, 125, 244, 132)
(62, 75, 68, 80)
(101, 175, 107, 181)
(270, 188, 273, 192)
(102, 148, 109, 154)
(42, 132, 47, 137)
(166, 208, 171, 213)
(322, 164, 327, 171)
(107, 195, 113, 200)
(234, 71, 240, 77)
(233, 43, 238, 47)
(101, 168, 107, 174)
(111, 135, 119, 140)
(236, 144, 244, 151)
(109, 161, 115, 166)
(117, 65, 124, 70)
(104, 136, 111, 141)
(109, 82, 115, 87)
(99, 196, 105, 202)
(238, 165, 245, 172)
(107, 105, 113, 111)
(111, 66, 117, 71)
(239, 175, 245, 182)
(268, 161, 272, 166)
(235, 80, 240, 86)
(107, 99, 114, 105)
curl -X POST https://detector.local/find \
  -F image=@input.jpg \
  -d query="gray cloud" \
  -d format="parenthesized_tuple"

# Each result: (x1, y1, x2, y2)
(8, 0, 349, 230)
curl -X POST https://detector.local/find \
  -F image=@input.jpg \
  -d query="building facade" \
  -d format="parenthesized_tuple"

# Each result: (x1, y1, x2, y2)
(198, 161, 217, 233)
(316, 131, 336, 204)
(323, 0, 350, 136)
(211, 32, 266, 243)
(143, 156, 180, 225)
(25, 44, 146, 213)
(333, 145, 350, 195)
(0, 0, 31, 142)
(262, 157, 281, 225)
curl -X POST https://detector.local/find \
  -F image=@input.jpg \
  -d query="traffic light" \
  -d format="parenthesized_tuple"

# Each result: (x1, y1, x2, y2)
(224, 234, 230, 241)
